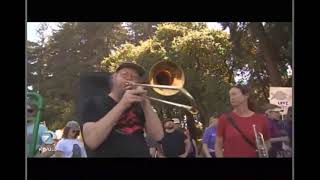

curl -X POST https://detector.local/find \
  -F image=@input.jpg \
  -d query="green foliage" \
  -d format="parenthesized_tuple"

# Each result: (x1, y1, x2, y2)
(124, 22, 159, 44)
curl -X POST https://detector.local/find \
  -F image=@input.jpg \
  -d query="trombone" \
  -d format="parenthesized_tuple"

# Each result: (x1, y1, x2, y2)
(125, 61, 199, 114)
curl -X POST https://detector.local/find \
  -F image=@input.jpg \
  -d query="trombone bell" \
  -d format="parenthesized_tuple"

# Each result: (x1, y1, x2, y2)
(149, 61, 185, 96)
(125, 60, 198, 114)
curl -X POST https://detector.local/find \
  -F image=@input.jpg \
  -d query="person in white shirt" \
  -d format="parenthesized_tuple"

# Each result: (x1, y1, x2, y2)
(55, 121, 87, 158)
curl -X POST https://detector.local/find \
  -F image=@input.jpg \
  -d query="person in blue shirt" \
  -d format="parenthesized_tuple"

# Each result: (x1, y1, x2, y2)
(286, 106, 292, 148)
(266, 107, 290, 157)
(201, 116, 218, 158)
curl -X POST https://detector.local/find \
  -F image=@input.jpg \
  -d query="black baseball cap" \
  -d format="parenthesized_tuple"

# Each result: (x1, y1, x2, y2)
(116, 62, 146, 77)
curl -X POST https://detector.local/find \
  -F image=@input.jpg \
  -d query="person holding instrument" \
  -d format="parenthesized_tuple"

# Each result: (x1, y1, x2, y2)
(80, 62, 164, 157)
(215, 85, 271, 157)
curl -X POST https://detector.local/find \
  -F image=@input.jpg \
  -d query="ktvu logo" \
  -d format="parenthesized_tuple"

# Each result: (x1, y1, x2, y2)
(39, 146, 54, 152)
(39, 131, 56, 152)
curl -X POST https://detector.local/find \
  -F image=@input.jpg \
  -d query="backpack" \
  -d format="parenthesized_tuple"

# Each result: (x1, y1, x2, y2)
(72, 144, 82, 157)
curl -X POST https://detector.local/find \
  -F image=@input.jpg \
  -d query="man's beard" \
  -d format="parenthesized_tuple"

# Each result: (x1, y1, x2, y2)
(115, 84, 126, 96)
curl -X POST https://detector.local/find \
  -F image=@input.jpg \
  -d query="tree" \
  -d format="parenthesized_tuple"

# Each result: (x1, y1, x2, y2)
(27, 41, 42, 90)
(27, 22, 130, 129)
(248, 22, 282, 86)
(219, 22, 292, 108)
(124, 22, 159, 44)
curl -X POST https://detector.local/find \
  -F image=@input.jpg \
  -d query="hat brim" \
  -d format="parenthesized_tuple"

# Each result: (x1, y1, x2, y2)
(163, 119, 174, 123)
(116, 63, 145, 77)
(68, 126, 80, 130)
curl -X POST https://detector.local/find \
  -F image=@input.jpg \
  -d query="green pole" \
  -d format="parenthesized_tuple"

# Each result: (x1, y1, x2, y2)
(27, 92, 43, 157)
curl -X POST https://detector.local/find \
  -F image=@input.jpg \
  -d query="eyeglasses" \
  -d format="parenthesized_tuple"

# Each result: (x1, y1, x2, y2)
(27, 109, 34, 113)
(119, 71, 139, 80)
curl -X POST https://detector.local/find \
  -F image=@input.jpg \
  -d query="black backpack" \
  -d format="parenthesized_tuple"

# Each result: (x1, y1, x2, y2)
(72, 144, 82, 158)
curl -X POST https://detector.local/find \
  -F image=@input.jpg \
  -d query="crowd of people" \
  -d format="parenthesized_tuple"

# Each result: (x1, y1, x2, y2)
(27, 62, 292, 158)
(27, 101, 87, 158)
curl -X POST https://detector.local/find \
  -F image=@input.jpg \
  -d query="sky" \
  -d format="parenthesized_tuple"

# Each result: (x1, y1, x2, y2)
(27, 22, 61, 43)
(27, 22, 226, 43)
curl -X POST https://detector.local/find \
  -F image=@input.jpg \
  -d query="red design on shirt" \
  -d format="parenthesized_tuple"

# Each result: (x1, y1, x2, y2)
(115, 109, 143, 134)
(217, 112, 270, 157)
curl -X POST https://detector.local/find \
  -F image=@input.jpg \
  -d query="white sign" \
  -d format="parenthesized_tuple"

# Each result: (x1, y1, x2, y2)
(269, 87, 292, 115)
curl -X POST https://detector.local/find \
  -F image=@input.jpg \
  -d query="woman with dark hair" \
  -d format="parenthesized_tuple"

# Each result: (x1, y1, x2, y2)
(215, 85, 271, 157)
(54, 121, 87, 157)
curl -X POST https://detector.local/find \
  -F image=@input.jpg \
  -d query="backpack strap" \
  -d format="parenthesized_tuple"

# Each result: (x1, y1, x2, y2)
(226, 113, 256, 149)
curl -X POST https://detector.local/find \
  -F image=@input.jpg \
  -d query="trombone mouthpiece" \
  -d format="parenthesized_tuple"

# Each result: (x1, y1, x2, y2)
(125, 81, 135, 87)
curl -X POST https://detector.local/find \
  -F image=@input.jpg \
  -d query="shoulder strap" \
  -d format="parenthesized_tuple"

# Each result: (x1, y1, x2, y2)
(226, 113, 256, 149)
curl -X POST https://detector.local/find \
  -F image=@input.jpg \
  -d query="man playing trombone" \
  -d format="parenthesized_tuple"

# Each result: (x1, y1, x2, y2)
(80, 62, 164, 157)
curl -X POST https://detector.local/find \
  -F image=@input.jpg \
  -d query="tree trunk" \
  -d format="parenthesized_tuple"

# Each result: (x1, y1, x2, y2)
(196, 101, 209, 125)
(248, 22, 283, 86)
(143, 23, 153, 39)
(192, 57, 210, 124)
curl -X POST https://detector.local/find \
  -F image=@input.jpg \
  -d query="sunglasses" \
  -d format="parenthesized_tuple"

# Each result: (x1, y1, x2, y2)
(27, 109, 34, 113)
(71, 130, 80, 134)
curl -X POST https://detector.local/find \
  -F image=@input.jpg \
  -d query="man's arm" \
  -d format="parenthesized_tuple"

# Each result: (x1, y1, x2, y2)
(141, 98, 163, 141)
(193, 140, 199, 157)
(201, 129, 212, 157)
(82, 102, 127, 150)
(215, 136, 224, 157)
(83, 89, 146, 150)
(179, 138, 191, 158)
(202, 143, 212, 157)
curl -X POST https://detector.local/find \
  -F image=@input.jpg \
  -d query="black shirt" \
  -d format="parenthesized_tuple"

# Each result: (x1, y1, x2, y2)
(161, 130, 187, 157)
(80, 95, 150, 157)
